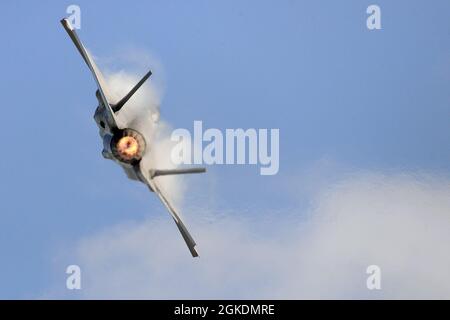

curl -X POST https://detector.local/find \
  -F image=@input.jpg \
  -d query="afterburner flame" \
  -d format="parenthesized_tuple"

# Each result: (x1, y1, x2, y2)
(116, 136, 139, 160)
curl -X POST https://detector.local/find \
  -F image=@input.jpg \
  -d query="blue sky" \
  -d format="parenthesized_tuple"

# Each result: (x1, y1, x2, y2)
(1, 1, 450, 299)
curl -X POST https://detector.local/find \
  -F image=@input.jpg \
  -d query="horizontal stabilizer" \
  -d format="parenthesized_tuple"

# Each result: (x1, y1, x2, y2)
(150, 168, 206, 179)
(112, 70, 152, 112)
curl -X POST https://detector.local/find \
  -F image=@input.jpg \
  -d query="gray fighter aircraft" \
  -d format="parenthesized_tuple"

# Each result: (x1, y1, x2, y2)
(61, 18, 204, 257)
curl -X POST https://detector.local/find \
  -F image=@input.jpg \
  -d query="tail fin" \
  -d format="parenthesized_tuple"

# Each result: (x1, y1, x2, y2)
(112, 70, 152, 112)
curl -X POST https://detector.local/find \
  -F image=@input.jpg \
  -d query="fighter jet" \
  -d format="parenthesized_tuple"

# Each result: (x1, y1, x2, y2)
(61, 18, 204, 257)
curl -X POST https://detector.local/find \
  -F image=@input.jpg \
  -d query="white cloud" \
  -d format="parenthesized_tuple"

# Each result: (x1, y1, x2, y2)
(65, 171, 450, 299)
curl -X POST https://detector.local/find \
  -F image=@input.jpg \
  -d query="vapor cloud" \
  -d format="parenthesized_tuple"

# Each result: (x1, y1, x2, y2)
(68, 171, 450, 299)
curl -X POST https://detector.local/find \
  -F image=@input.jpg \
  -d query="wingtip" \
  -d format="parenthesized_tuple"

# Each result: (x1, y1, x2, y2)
(60, 18, 74, 31)
(191, 247, 200, 258)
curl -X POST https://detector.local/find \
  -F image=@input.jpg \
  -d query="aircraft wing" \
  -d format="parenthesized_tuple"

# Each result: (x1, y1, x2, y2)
(60, 18, 119, 130)
(145, 175, 199, 257)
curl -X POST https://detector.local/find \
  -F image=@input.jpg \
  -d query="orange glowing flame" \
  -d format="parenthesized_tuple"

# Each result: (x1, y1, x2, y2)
(116, 136, 139, 160)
